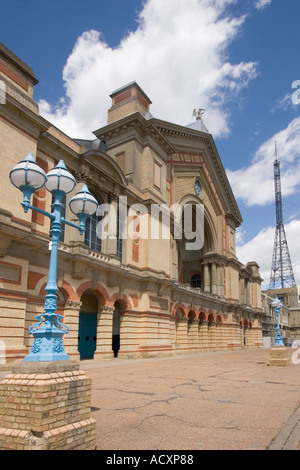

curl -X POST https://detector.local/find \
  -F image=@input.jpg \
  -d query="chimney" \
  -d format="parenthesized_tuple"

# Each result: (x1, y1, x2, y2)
(108, 81, 152, 124)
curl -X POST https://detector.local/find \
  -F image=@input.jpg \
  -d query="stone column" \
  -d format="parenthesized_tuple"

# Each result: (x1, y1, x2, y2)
(94, 305, 114, 359)
(211, 263, 217, 295)
(188, 320, 198, 351)
(203, 263, 211, 293)
(208, 322, 217, 351)
(217, 264, 225, 297)
(63, 300, 81, 361)
(176, 319, 188, 351)
(215, 320, 224, 350)
(199, 320, 209, 351)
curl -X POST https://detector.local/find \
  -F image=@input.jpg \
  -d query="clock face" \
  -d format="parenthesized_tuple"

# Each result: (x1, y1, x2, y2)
(195, 180, 201, 196)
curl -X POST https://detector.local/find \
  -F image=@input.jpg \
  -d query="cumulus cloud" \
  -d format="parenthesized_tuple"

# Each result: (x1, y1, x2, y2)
(38, 0, 257, 139)
(226, 116, 300, 207)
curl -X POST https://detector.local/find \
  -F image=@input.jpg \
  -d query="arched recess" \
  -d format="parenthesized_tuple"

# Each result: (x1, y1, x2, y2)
(199, 311, 207, 323)
(78, 290, 99, 360)
(187, 310, 196, 332)
(175, 195, 218, 287)
(76, 281, 108, 306)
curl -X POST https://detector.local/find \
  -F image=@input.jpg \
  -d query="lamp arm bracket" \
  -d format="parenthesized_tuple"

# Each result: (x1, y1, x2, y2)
(61, 217, 81, 231)
(22, 203, 55, 220)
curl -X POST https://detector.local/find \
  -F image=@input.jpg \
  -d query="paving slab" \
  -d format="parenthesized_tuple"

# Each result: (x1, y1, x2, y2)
(82, 349, 300, 451)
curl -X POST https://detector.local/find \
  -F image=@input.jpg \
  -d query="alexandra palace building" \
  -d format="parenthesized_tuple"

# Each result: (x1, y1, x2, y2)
(0, 42, 264, 363)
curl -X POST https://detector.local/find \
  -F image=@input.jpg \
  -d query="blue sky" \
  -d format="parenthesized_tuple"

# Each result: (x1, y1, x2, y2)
(1, 0, 300, 289)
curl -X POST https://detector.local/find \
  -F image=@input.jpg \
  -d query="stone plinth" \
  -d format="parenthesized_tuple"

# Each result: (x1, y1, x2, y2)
(0, 360, 96, 450)
(269, 346, 289, 367)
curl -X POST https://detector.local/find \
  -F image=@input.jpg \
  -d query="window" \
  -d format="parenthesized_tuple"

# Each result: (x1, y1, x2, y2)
(85, 195, 103, 252)
(191, 274, 201, 288)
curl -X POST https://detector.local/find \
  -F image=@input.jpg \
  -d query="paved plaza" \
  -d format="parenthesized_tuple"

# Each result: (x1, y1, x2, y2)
(82, 349, 300, 451)
(1, 348, 300, 451)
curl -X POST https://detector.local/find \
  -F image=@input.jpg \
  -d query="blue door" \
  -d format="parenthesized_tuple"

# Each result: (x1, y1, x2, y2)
(78, 313, 97, 359)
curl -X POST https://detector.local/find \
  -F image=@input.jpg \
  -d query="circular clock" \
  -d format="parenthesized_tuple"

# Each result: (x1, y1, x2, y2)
(195, 180, 201, 196)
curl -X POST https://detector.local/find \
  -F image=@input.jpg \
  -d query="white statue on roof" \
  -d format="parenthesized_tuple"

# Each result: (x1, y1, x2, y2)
(193, 108, 206, 121)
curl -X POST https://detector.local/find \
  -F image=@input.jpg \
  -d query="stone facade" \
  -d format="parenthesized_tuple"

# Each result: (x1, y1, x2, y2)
(0, 43, 264, 365)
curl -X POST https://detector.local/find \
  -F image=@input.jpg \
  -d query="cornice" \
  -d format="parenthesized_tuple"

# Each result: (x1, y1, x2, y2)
(94, 112, 176, 157)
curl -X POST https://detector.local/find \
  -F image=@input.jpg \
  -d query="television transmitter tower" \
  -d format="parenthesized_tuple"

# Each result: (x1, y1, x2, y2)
(269, 142, 296, 289)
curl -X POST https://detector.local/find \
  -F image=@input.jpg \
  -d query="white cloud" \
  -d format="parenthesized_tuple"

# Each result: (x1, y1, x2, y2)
(237, 219, 300, 290)
(255, 0, 272, 10)
(38, 0, 257, 139)
(270, 93, 297, 113)
(226, 116, 300, 207)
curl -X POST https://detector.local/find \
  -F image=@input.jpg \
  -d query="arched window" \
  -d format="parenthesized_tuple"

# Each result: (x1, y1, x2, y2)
(191, 274, 201, 288)
(85, 195, 103, 252)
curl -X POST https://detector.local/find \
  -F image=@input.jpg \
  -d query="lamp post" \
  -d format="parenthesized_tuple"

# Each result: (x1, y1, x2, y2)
(9, 154, 98, 362)
(271, 295, 285, 346)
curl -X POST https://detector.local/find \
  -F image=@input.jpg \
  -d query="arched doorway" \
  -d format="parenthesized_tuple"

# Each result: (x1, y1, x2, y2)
(78, 291, 98, 360)
(112, 301, 122, 358)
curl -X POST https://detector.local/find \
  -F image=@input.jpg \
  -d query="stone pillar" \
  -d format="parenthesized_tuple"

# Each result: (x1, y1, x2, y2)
(211, 263, 217, 295)
(94, 305, 114, 359)
(63, 300, 81, 361)
(176, 319, 188, 351)
(0, 361, 96, 450)
(208, 322, 217, 351)
(203, 321, 209, 351)
(215, 320, 224, 350)
(203, 263, 211, 293)
(187, 321, 198, 351)
(217, 265, 224, 297)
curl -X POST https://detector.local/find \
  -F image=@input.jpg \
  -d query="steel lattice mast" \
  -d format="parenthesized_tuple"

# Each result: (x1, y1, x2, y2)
(269, 143, 296, 289)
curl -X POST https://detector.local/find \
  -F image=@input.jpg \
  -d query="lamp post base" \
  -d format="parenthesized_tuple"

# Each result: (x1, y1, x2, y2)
(0, 359, 96, 450)
(269, 345, 289, 367)
(24, 328, 70, 362)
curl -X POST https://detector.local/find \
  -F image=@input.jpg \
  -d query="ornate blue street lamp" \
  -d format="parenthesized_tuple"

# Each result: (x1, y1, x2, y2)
(9, 154, 98, 362)
(271, 295, 285, 346)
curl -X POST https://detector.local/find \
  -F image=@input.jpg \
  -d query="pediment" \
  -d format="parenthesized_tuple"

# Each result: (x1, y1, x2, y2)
(80, 149, 127, 187)
(152, 119, 243, 227)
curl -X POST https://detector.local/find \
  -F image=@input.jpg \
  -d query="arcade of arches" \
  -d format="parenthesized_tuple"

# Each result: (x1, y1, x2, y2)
(53, 281, 262, 361)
